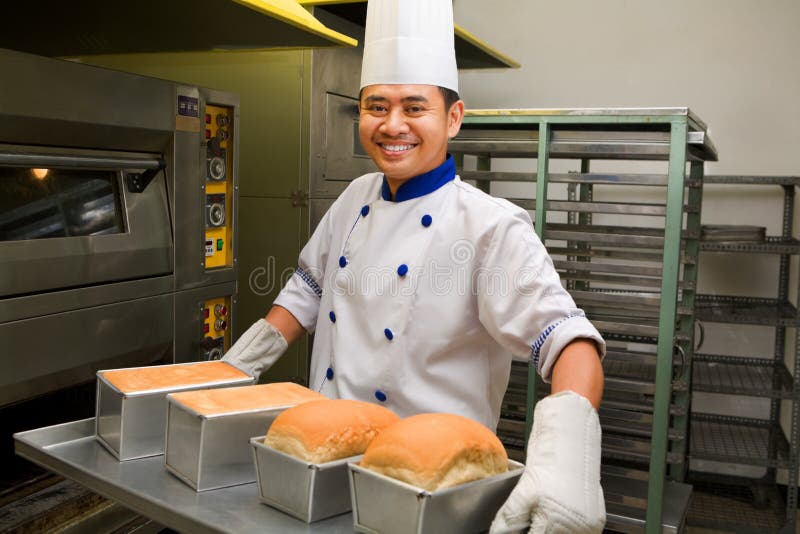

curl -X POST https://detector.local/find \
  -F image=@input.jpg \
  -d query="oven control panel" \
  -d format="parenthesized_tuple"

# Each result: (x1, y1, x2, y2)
(201, 296, 231, 360)
(204, 104, 234, 270)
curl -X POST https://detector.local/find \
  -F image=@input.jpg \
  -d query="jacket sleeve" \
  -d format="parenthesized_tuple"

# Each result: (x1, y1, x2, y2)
(476, 209, 605, 382)
(273, 200, 339, 334)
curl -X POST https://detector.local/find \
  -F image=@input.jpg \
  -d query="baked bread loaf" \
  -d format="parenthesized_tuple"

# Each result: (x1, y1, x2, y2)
(100, 361, 249, 394)
(265, 399, 400, 463)
(169, 382, 325, 416)
(360, 413, 508, 491)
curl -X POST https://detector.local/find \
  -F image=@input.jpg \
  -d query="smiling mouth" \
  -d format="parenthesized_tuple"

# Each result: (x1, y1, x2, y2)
(378, 143, 417, 153)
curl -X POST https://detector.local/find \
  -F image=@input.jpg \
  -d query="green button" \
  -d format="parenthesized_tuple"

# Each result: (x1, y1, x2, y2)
(216, 239, 224, 251)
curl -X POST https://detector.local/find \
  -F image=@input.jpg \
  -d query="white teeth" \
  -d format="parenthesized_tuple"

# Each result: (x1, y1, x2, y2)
(382, 144, 413, 152)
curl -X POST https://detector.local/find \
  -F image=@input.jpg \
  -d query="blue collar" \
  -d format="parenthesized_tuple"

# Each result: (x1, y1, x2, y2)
(380, 155, 456, 202)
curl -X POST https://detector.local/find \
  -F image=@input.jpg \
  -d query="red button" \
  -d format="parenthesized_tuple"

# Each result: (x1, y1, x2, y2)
(205, 129, 211, 139)
(203, 308, 210, 318)
(205, 113, 211, 124)
(203, 323, 210, 333)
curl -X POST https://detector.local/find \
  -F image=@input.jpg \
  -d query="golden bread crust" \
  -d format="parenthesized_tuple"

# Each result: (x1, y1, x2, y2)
(169, 382, 324, 415)
(100, 361, 248, 393)
(265, 399, 400, 463)
(360, 413, 507, 491)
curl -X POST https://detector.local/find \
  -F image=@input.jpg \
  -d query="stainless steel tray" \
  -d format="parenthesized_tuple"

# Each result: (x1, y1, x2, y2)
(96, 362, 254, 461)
(251, 436, 359, 523)
(348, 460, 525, 534)
(14, 418, 354, 534)
(165, 398, 289, 491)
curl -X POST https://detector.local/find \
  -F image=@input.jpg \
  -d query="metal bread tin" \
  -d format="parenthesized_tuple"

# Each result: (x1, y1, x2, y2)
(165, 397, 292, 491)
(348, 460, 524, 534)
(95, 362, 254, 461)
(250, 436, 359, 522)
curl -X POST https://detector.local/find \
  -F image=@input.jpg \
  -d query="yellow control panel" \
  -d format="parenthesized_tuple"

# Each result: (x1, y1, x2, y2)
(204, 104, 234, 270)
(202, 296, 231, 360)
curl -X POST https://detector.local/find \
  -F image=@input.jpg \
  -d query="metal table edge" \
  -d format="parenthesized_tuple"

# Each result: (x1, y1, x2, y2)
(13, 419, 225, 534)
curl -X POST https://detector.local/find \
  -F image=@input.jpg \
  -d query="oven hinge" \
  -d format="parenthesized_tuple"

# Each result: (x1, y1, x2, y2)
(290, 190, 308, 208)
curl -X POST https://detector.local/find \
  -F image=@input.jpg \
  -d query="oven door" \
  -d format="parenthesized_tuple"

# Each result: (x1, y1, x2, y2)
(0, 145, 172, 297)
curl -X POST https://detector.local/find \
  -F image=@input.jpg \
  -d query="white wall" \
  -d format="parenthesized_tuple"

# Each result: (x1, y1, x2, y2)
(454, 0, 800, 292)
(455, 0, 799, 174)
(453, 0, 800, 478)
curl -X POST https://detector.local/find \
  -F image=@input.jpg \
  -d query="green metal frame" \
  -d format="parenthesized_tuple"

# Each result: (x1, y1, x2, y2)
(459, 109, 708, 534)
(668, 160, 704, 482)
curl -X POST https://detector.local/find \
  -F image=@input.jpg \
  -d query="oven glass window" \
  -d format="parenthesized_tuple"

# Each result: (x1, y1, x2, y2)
(0, 167, 125, 241)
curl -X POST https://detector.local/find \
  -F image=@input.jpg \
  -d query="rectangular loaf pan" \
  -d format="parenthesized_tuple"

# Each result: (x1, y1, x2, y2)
(251, 436, 359, 522)
(95, 362, 254, 461)
(348, 460, 524, 534)
(165, 400, 292, 491)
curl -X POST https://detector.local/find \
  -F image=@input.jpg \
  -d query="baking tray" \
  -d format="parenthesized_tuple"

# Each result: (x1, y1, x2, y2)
(348, 460, 525, 534)
(251, 436, 359, 522)
(13, 418, 355, 534)
(165, 397, 291, 491)
(95, 362, 254, 461)
(13, 418, 692, 533)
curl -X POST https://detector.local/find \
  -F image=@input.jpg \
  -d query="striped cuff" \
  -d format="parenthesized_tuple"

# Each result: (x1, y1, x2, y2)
(530, 312, 586, 366)
(296, 267, 322, 297)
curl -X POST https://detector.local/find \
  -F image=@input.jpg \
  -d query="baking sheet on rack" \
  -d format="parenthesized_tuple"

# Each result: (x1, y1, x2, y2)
(14, 418, 353, 534)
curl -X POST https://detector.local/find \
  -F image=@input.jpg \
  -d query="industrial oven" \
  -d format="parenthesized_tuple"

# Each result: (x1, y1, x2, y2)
(0, 48, 240, 407)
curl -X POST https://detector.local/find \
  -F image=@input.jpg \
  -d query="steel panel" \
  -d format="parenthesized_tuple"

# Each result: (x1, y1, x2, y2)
(1, 293, 174, 406)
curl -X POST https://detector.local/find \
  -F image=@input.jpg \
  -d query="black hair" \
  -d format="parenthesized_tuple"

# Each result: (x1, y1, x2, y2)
(439, 87, 461, 111)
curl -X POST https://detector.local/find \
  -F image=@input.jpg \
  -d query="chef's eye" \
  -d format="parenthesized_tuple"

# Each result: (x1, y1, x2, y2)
(406, 105, 424, 114)
(365, 104, 388, 113)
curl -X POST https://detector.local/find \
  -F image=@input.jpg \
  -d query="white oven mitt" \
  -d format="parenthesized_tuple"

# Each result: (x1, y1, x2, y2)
(490, 390, 605, 534)
(221, 319, 288, 378)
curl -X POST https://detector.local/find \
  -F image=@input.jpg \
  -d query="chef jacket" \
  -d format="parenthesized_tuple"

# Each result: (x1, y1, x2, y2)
(274, 155, 605, 430)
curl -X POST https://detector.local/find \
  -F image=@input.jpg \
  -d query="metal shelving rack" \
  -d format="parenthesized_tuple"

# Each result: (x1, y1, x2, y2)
(690, 175, 800, 533)
(449, 108, 718, 534)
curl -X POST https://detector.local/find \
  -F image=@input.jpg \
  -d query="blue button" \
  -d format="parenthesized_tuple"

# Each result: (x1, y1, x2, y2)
(326, 367, 334, 380)
(384, 328, 394, 340)
(361, 205, 370, 217)
(421, 214, 432, 227)
(329, 311, 336, 323)
(339, 255, 347, 268)
(375, 390, 387, 402)
(397, 264, 409, 277)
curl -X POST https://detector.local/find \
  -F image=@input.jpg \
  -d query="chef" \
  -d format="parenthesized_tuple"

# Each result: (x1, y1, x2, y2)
(224, 0, 605, 532)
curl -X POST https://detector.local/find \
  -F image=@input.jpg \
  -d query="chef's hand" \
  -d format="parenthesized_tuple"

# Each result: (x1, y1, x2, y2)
(221, 319, 288, 378)
(490, 390, 605, 534)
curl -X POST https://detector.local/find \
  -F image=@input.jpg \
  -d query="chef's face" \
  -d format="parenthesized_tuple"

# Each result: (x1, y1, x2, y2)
(359, 84, 464, 187)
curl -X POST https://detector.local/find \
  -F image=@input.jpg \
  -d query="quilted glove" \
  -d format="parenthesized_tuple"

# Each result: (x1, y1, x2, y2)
(490, 390, 605, 534)
(221, 319, 288, 378)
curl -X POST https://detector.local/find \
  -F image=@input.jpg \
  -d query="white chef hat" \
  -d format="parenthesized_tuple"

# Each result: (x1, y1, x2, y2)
(360, 0, 459, 93)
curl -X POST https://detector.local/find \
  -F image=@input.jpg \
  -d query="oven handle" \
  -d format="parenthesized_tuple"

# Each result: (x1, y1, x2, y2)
(0, 152, 167, 193)
(0, 152, 163, 170)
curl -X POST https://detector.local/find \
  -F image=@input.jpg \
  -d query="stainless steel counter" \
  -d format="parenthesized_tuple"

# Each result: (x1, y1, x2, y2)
(13, 418, 354, 534)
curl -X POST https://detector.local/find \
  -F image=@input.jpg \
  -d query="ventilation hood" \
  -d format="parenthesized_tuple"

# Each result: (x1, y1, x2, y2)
(1, 0, 356, 57)
(299, 0, 520, 69)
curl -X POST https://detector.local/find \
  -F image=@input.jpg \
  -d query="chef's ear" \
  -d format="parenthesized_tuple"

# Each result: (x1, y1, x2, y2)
(447, 99, 465, 139)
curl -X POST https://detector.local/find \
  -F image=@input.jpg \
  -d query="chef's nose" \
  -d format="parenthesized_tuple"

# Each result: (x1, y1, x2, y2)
(379, 108, 410, 136)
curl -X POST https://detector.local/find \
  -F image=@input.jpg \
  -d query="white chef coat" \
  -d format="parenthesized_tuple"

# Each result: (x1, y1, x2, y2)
(274, 156, 604, 430)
